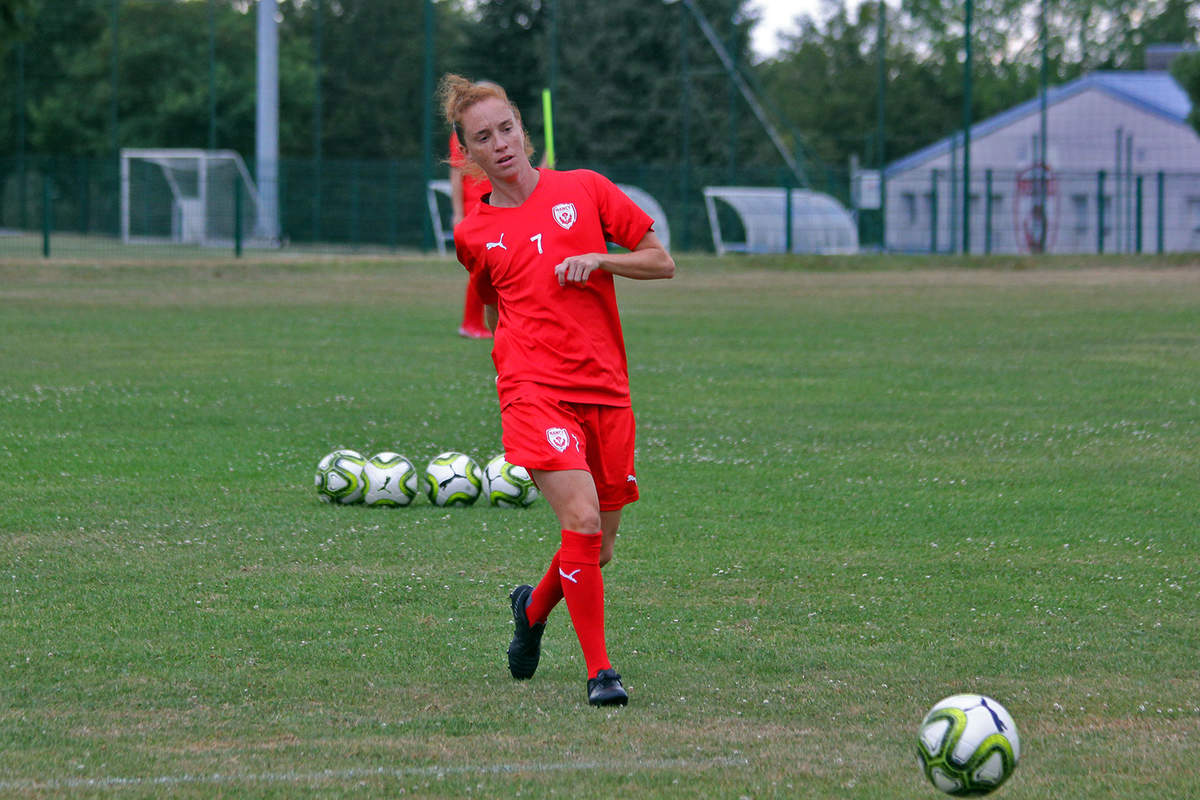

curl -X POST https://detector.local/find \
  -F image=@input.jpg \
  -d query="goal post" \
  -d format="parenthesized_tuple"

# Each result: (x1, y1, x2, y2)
(120, 149, 273, 247)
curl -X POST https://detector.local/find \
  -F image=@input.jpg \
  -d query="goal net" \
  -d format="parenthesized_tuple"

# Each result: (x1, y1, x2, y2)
(120, 149, 270, 247)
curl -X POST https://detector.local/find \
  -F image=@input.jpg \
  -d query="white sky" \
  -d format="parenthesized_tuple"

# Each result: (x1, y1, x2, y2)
(750, 0, 875, 60)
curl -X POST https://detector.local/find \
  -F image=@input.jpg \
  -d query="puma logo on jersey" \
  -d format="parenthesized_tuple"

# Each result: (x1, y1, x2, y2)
(486, 233, 507, 250)
(559, 567, 582, 584)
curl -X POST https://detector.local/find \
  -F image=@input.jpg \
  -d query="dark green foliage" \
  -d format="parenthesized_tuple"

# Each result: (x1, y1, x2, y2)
(0, 0, 1197, 178)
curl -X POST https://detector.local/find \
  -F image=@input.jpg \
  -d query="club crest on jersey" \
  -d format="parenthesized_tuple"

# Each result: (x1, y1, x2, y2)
(552, 203, 577, 230)
(546, 427, 571, 453)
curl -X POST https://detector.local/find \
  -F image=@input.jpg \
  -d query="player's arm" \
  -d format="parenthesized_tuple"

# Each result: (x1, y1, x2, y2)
(484, 303, 498, 332)
(554, 231, 675, 286)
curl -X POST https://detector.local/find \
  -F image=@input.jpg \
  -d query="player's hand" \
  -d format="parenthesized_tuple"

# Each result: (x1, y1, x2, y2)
(554, 254, 602, 287)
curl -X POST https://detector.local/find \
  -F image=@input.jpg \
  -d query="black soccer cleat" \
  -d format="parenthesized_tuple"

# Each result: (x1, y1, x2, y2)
(506, 584, 546, 680)
(586, 669, 629, 707)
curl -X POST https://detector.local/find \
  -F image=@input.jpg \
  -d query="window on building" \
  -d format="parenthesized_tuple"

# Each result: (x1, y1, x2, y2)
(902, 192, 917, 225)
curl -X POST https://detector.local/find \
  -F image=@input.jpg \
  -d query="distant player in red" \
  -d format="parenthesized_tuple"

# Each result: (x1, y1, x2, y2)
(440, 73, 675, 706)
(449, 134, 492, 339)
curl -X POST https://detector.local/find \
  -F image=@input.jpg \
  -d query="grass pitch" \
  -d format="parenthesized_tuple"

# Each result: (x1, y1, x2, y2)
(0, 254, 1197, 798)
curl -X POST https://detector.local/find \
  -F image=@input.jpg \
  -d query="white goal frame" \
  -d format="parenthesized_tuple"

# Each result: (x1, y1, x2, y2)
(120, 148, 268, 247)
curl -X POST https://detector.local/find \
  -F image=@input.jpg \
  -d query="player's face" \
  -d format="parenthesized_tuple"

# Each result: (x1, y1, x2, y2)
(460, 97, 529, 182)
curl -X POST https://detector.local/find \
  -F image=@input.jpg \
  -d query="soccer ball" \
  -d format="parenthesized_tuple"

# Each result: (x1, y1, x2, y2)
(917, 694, 1020, 796)
(314, 448, 367, 504)
(483, 454, 539, 508)
(424, 451, 482, 507)
(362, 452, 419, 507)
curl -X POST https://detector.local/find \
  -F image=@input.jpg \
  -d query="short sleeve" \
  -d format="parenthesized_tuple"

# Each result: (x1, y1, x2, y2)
(471, 266, 498, 306)
(586, 171, 654, 250)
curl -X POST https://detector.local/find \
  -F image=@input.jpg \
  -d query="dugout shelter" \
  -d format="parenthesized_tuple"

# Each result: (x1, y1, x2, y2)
(703, 186, 859, 255)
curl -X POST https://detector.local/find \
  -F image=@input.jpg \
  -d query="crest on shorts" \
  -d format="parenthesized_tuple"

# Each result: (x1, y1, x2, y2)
(552, 203, 577, 230)
(546, 427, 570, 453)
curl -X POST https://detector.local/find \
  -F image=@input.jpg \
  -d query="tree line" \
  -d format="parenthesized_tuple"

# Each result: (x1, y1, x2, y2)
(1, 0, 1197, 179)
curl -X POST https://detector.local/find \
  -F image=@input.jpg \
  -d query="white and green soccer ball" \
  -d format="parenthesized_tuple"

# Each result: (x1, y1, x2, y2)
(424, 451, 482, 507)
(483, 454, 539, 508)
(362, 452, 419, 507)
(314, 448, 367, 504)
(917, 694, 1020, 796)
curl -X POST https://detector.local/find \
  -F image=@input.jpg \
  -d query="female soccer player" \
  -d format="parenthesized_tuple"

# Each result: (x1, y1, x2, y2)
(440, 74, 675, 706)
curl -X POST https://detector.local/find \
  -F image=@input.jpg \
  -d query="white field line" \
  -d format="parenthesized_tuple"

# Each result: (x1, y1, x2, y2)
(0, 756, 751, 793)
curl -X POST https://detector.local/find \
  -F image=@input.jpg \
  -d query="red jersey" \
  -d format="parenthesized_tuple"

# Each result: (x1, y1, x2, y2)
(454, 168, 654, 408)
(449, 134, 491, 212)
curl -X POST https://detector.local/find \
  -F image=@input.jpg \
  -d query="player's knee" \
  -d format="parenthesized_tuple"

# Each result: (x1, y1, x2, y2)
(559, 506, 602, 535)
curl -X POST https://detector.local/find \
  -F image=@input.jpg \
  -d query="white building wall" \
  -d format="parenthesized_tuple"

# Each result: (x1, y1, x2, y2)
(885, 86, 1200, 253)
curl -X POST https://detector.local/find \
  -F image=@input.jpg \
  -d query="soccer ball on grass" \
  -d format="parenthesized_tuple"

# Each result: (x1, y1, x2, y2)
(424, 451, 483, 507)
(483, 454, 539, 507)
(362, 452, 419, 507)
(917, 694, 1020, 796)
(314, 449, 367, 504)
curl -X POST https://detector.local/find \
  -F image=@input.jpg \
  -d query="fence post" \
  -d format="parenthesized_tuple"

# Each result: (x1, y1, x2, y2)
(1156, 171, 1164, 254)
(1097, 170, 1106, 254)
(234, 179, 243, 257)
(930, 169, 939, 253)
(784, 173, 793, 254)
(388, 160, 398, 249)
(42, 174, 51, 258)
(984, 169, 993, 254)
(351, 160, 361, 247)
(1135, 174, 1143, 254)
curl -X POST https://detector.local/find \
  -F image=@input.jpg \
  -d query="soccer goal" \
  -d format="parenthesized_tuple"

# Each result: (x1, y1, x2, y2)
(120, 149, 271, 247)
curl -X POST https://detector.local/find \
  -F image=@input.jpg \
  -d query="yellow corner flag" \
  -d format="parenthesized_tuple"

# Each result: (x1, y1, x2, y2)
(542, 88, 555, 169)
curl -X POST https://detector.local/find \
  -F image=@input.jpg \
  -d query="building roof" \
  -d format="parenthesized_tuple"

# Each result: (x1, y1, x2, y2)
(885, 71, 1194, 177)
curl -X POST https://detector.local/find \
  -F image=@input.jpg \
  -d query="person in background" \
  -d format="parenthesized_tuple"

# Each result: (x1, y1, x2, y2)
(449, 132, 493, 339)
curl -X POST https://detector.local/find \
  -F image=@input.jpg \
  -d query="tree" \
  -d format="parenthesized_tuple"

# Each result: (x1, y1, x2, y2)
(456, 0, 763, 170)
(7, 0, 317, 157)
(1171, 47, 1200, 135)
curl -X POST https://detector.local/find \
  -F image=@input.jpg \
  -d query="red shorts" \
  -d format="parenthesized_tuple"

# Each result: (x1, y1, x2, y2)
(500, 393, 639, 511)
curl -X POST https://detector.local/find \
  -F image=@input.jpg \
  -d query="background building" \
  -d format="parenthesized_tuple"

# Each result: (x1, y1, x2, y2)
(884, 64, 1200, 254)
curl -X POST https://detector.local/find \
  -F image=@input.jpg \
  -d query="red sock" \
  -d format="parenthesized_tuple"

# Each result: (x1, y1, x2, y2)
(558, 529, 611, 679)
(526, 550, 564, 625)
(462, 282, 486, 331)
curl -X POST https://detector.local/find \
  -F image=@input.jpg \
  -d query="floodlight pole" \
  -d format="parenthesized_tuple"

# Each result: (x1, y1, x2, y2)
(1038, 0, 1048, 252)
(679, 1, 691, 251)
(314, 0, 323, 242)
(255, 0, 280, 243)
(110, 0, 120, 157)
(208, 0, 217, 150)
(421, 0, 435, 252)
(961, 0, 972, 254)
(876, 0, 887, 250)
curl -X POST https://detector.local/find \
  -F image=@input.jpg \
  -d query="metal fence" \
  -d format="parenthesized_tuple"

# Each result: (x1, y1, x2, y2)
(11, 154, 1200, 259)
(885, 167, 1200, 255)
(0, 154, 860, 259)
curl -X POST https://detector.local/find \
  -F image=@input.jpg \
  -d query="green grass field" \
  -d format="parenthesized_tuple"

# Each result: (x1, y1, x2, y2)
(1, 253, 1197, 798)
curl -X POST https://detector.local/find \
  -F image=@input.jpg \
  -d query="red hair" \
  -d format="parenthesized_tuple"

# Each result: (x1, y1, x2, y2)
(438, 74, 535, 178)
